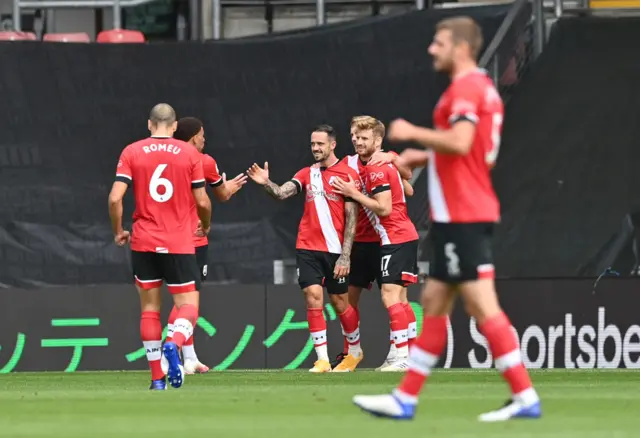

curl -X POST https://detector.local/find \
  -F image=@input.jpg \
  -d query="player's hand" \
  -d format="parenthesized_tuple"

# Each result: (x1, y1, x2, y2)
(331, 174, 358, 197)
(334, 254, 350, 279)
(368, 151, 395, 167)
(223, 172, 248, 196)
(195, 221, 211, 237)
(246, 162, 270, 185)
(388, 118, 417, 143)
(400, 148, 431, 167)
(114, 230, 130, 246)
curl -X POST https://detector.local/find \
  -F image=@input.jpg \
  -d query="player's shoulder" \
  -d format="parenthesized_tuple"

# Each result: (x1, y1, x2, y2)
(451, 70, 491, 94)
(200, 153, 217, 165)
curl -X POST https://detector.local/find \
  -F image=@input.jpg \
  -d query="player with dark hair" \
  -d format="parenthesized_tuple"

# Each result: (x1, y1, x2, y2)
(247, 125, 361, 372)
(108, 103, 211, 390)
(161, 117, 246, 375)
(352, 16, 541, 421)
(332, 117, 420, 372)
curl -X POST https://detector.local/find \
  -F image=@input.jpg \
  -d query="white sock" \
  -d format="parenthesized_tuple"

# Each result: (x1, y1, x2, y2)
(396, 345, 409, 359)
(143, 341, 162, 362)
(182, 344, 198, 361)
(311, 330, 329, 361)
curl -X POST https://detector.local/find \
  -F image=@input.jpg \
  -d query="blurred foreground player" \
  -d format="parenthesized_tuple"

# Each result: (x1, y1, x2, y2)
(247, 125, 361, 372)
(331, 116, 418, 372)
(352, 17, 541, 421)
(333, 117, 420, 372)
(108, 104, 211, 390)
(165, 117, 247, 374)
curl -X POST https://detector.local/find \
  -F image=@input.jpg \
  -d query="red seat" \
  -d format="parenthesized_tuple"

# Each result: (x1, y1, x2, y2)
(43, 32, 91, 43)
(97, 29, 145, 44)
(0, 31, 37, 41)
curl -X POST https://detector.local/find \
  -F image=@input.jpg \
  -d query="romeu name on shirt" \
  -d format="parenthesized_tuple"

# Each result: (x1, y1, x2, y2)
(115, 137, 205, 254)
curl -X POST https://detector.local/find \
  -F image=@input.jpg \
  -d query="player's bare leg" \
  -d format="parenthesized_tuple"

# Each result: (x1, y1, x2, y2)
(137, 286, 166, 390)
(459, 279, 541, 421)
(166, 305, 209, 374)
(331, 292, 363, 372)
(332, 285, 362, 368)
(378, 287, 415, 370)
(378, 283, 411, 372)
(163, 291, 200, 388)
(354, 279, 455, 418)
(304, 285, 332, 372)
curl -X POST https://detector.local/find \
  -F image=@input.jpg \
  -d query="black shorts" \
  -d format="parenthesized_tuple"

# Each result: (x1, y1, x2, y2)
(349, 241, 381, 289)
(195, 244, 208, 282)
(131, 251, 201, 294)
(429, 222, 495, 284)
(296, 250, 348, 295)
(380, 240, 419, 286)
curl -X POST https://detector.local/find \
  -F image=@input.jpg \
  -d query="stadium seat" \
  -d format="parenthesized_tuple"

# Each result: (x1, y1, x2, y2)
(97, 29, 145, 43)
(0, 31, 37, 41)
(43, 32, 91, 43)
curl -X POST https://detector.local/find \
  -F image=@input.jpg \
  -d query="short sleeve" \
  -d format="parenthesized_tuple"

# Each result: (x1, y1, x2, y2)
(368, 166, 391, 195)
(291, 168, 307, 194)
(204, 155, 223, 187)
(115, 148, 133, 186)
(191, 156, 206, 189)
(449, 80, 483, 125)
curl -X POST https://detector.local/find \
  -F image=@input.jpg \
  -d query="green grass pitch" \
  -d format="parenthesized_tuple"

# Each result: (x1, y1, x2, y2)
(0, 369, 638, 437)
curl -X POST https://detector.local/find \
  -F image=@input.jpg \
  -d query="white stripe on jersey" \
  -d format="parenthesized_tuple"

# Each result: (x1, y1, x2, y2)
(310, 167, 342, 254)
(428, 154, 451, 222)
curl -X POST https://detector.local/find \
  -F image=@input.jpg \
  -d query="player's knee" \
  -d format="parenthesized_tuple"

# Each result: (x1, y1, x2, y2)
(380, 284, 402, 308)
(173, 291, 200, 308)
(348, 286, 362, 307)
(303, 285, 323, 308)
(460, 279, 501, 324)
(329, 293, 349, 313)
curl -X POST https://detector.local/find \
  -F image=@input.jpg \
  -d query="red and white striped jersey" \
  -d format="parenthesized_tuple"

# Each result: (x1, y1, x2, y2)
(430, 69, 502, 223)
(365, 163, 418, 246)
(192, 153, 223, 248)
(291, 160, 361, 254)
(342, 154, 379, 243)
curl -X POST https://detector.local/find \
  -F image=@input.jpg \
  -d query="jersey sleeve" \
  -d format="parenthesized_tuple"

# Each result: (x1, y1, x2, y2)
(290, 168, 308, 194)
(115, 147, 133, 186)
(449, 80, 483, 125)
(368, 166, 391, 195)
(203, 155, 223, 187)
(191, 155, 206, 189)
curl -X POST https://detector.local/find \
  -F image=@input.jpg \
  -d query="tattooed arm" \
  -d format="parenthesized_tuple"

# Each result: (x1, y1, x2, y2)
(264, 180, 299, 200)
(334, 201, 357, 278)
(247, 162, 300, 201)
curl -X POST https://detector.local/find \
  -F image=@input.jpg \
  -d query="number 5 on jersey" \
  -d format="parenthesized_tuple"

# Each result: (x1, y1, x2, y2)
(150, 164, 174, 203)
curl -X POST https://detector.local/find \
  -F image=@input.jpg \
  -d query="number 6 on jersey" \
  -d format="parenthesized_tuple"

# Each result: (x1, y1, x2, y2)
(149, 164, 174, 203)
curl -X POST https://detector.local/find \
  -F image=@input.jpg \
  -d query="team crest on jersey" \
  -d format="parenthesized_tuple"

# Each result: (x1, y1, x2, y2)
(328, 176, 338, 186)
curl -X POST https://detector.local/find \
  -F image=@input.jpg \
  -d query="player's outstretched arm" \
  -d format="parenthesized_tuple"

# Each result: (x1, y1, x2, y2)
(192, 187, 212, 235)
(388, 118, 475, 156)
(108, 181, 130, 246)
(212, 172, 248, 202)
(334, 201, 357, 279)
(247, 162, 299, 201)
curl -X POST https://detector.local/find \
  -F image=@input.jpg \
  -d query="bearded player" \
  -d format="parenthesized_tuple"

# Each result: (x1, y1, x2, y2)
(163, 117, 246, 374)
(247, 125, 361, 372)
(330, 116, 418, 372)
(333, 117, 420, 373)
(352, 17, 541, 421)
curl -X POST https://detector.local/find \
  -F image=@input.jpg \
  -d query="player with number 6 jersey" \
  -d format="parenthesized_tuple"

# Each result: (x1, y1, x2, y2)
(108, 103, 211, 391)
(352, 17, 540, 423)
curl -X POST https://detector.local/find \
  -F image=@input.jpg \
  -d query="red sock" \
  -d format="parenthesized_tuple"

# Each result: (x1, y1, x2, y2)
(388, 303, 409, 349)
(140, 311, 164, 380)
(403, 302, 417, 349)
(165, 305, 178, 343)
(339, 306, 360, 349)
(307, 308, 328, 361)
(396, 315, 448, 400)
(480, 312, 533, 396)
(171, 304, 198, 348)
